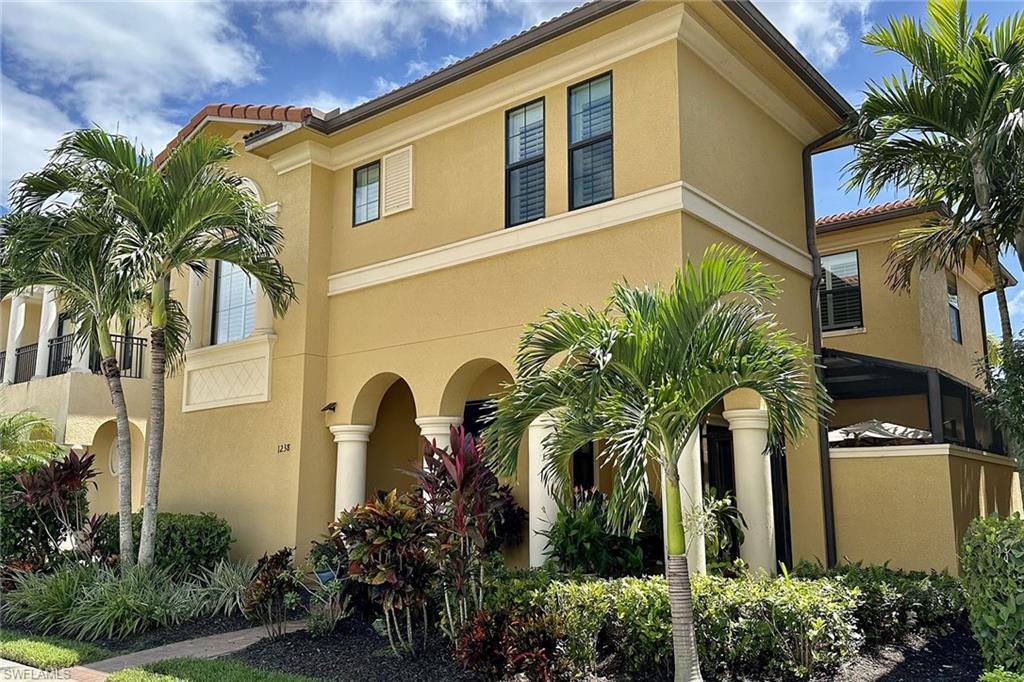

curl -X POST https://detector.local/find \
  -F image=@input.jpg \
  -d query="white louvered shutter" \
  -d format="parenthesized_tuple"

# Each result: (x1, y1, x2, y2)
(382, 146, 414, 216)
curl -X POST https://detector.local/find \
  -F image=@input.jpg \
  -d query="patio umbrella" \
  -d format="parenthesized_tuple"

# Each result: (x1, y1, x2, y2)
(828, 419, 932, 447)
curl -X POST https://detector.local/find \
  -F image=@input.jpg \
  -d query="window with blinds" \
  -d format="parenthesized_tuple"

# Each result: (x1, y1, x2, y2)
(212, 261, 255, 345)
(947, 272, 962, 343)
(568, 73, 613, 210)
(353, 161, 380, 226)
(506, 99, 545, 227)
(820, 251, 863, 331)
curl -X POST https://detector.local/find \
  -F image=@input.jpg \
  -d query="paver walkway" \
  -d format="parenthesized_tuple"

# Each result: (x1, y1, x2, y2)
(60, 621, 304, 682)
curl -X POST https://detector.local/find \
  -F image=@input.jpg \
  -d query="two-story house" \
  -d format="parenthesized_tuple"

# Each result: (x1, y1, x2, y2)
(817, 199, 1021, 572)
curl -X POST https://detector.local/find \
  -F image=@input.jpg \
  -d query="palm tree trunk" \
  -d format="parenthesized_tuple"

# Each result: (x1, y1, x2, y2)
(972, 157, 1014, 343)
(138, 280, 167, 566)
(665, 477, 702, 682)
(97, 327, 134, 567)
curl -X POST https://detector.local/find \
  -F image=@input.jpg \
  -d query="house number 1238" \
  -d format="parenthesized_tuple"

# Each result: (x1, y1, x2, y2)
(277, 443, 291, 454)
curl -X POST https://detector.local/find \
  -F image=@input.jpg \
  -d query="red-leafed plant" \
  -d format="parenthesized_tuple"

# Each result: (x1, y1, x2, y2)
(13, 449, 97, 563)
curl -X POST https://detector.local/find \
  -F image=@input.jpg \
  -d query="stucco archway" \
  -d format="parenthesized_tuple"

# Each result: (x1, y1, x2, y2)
(87, 419, 147, 514)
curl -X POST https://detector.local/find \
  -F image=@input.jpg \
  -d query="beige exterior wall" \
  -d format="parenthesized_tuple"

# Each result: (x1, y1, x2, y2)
(158, 0, 842, 561)
(831, 446, 1021, 575)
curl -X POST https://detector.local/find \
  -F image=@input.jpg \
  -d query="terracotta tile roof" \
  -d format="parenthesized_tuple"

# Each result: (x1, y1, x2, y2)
(154, 103, 313, 167)
(815, 199, 929, 229)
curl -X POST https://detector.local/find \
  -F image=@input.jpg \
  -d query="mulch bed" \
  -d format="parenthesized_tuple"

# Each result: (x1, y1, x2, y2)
(230, 618, 479, 682)
(831, 618, 983, 682)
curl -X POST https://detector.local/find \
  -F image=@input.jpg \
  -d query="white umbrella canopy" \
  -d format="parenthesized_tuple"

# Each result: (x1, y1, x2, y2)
(828, 419, 932, 446)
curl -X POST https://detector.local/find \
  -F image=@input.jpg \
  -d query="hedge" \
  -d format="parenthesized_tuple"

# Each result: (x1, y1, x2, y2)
(962, 513, 1024, 672)
(94, 512, 233, 575)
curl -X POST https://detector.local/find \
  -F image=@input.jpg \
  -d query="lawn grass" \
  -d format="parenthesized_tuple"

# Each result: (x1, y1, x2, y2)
(107, 657, 323, 682)
(0, 629, 113, 669)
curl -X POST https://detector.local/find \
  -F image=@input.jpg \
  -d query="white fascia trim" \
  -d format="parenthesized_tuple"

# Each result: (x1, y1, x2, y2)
(327, 182, 812, 296)
(821, 327, 867, 339)
(678, 7, 820, 144)
(830, 443, 1017, 468)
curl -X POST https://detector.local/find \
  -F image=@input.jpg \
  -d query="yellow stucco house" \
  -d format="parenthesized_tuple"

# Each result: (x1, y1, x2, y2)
(2, 0, 1018, 575)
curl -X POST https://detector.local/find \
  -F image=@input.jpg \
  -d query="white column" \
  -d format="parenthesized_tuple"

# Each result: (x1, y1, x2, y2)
(33, 286, 59, 379)
(3, 294, 27, 383)
(415, 416, 464, 453)
(723, 408, 775, 574)
(329, 424, 373, 517)
(69, 323, 90, 373)
(528, 413, 558, 567)
(185, 270, 205, 349)
(252, 290, 275, 337)
(679, 430, 707, 574)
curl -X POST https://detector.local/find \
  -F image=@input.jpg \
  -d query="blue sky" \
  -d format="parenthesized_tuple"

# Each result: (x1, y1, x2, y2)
(1, 0, 1020, 329)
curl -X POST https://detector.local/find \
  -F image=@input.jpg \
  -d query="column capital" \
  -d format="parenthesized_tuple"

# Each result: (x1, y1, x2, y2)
(329, 424, 373, 443)
(722, 408, 769, 431)
(415, 416, 463, 435)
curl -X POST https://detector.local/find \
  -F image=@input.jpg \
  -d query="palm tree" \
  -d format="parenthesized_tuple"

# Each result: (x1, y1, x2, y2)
(74, 130, 296, 566)
(0, 411, 64, 465)
(0, 206, 138, 565)
(845, 0, 1024, 343)
(484, 246, 828, 682)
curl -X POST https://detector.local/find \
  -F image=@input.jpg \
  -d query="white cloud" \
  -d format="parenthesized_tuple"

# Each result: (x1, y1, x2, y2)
(754, 0, 872, 70)
(373, 77, 402, 96)
(406, 54, 461, 79)
(1, 78, 76, 205)
(0, 1, 260, 206)
(1009, 288, 1024, 319)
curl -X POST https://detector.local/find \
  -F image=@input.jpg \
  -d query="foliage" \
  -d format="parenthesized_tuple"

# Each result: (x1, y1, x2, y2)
(961, 513, 1024, 671)
(242, 548, 303, 639)
(541, 490, 644, 577)
(980, 332, 1024, 460)
(0, 630, 112, 670)
(107, 657, 321, 682)
(702, 488, 746, 573)
(336, 489, 434, 655)
(487, 483, 528, 553)
(307, 535, 346, 573)
(190, 559, 257, 618)
(0, 411, 64, 465)
(542, 580, 613, 676)
(981, 670, 1024, 682)
(608, 576, 674, 678)
(94, 511, 233, 575)
(3, 564, 99, 633)
(457, 609, 566, 681)
(13, 449, 98, 562)
(482, 565, 556, 617)
(792, 560, 964, 644)
(64, 564, 198, 640)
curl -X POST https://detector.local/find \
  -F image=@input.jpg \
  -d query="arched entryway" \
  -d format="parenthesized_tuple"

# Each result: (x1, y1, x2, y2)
(86, 419, 146, 514)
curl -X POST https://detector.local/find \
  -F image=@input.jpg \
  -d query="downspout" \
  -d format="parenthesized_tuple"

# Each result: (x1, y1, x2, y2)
(803, 128, 847, 568)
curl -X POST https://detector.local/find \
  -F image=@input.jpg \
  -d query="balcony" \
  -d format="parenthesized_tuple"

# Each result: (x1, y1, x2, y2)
(45, 334, 148, 380)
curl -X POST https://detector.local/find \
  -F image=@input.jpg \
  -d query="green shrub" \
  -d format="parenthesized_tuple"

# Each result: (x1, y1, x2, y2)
(242, 548, 302, 639)
(962, 513, 1024, 672)
(0, 630, 111, 669)
(981, 669, 1024, 682)
(543, 580, 613, 675)
(64, 564, 198, 640)
(4, 564, 99, 633)
(190, 559, 256, 618)
(607, 576, 673, 678)
(483, 565, 555, 617)
(792, 560, 964, 645)
(94, 511, 233, 575)
(541, 490, 644, 578)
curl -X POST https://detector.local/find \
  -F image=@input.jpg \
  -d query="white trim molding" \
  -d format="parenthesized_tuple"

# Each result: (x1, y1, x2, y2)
(822, 327, 867, 339)
(328, 182, 812, 296)
(182, 334, 276, 412)
(830, 443, 1017, 469)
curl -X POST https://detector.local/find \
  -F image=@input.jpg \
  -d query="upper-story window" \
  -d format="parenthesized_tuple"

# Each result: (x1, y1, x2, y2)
(212, 261, 255, 345)
(947, 272, 962, 344)
(820, 251, 863, 331)
(506, 99, 545, 227)
(568, 73, 613, 210)
(353, 161, 381, 226)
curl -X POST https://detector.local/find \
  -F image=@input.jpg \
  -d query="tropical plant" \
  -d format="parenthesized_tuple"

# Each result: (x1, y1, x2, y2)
(702, 489, 746, 573)
(4, 564, 99, 633)
(5, 128, 297, 568)
(541, 489, 644, 578)
(191, 559, 257, 618)
(979, 331, 1024, 462)
(845, 0, 1024, 343)
(0, 412, 64, 465)
(14, 449, 98, 562)
(242, 548, 303, 639)
(485, 245, 827, 681)
(93, 511, 233, 575)
(1, 203, 139, 566)
(335, 490, 435, 655)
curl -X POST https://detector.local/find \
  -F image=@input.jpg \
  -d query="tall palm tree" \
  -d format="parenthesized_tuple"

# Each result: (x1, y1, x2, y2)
(846, 0, 1024, 343)
(484, 246, 828, 682)
(0, 206, 138, 565)
(85, 130, 295, 566)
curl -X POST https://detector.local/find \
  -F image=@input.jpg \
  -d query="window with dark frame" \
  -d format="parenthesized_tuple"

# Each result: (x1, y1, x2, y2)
(211, 261, 256, 345)
(505, 99, 545, 227)
(568, 73, 613, 210)
(353, 161, 380, 226)
(947, 272, 962, 343)
(819, 251, 863, 331)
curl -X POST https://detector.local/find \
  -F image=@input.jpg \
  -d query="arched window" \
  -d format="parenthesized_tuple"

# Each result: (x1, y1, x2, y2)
(211, 177, 260, 345)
